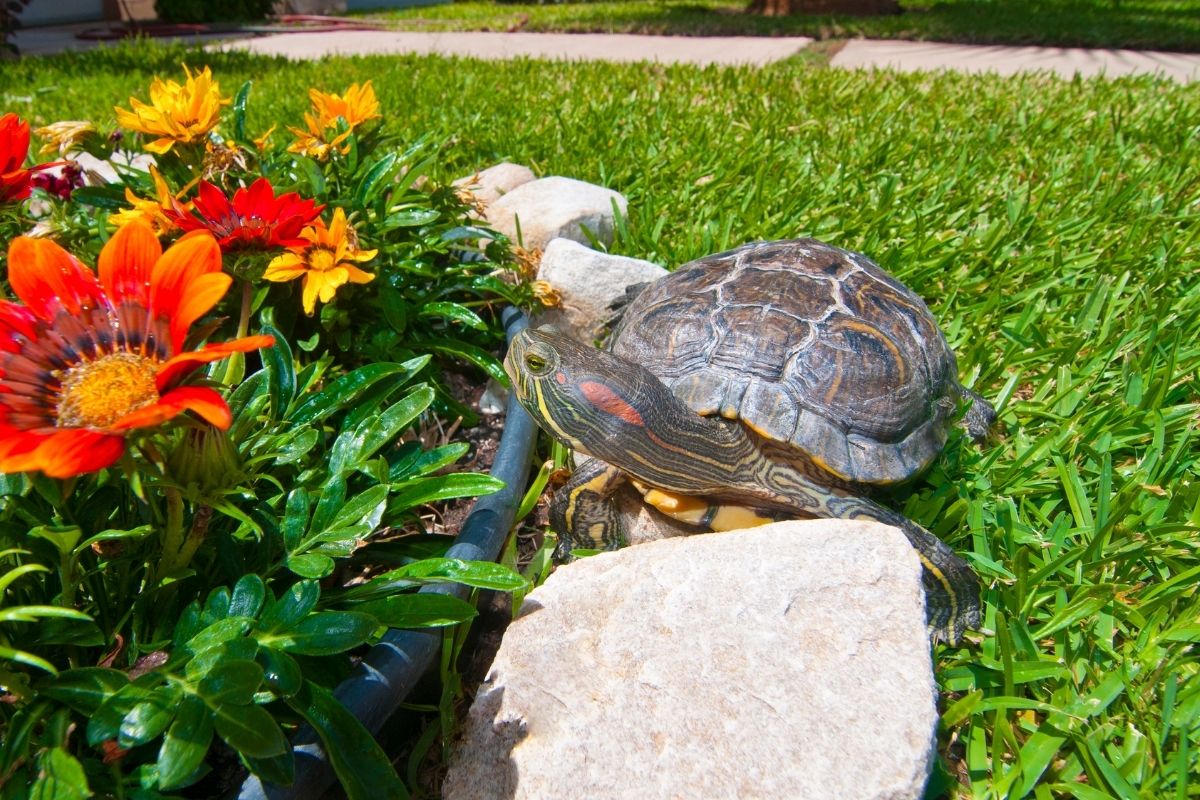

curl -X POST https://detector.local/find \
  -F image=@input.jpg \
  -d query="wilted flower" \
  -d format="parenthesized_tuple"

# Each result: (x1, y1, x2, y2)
(114, 66, 229, 155)
(31, 162, 85, 201)
(287, 81, 381, 161)
(34, 120, 96, 157)
(166, 177, 324, 252)
(109, 165, 188, 235)
(263, 207, 376, 315)
(0, 222, 273, 478)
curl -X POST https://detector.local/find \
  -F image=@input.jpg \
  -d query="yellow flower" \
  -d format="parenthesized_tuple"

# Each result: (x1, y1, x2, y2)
(114, 65, 229, 155)
(253, 124, 277, 151)
(108, 165, 188, 235)
(309, 81, 380, 131)
(263, 208, 377, 315)
(34, 120, 95, 156)
(286, 81, 380, 162)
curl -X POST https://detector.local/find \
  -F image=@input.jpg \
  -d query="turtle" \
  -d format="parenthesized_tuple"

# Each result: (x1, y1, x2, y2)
(504, 239, 992, 644)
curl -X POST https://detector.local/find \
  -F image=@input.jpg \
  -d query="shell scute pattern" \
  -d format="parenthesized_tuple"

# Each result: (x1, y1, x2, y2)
(611, 239, 962, 486)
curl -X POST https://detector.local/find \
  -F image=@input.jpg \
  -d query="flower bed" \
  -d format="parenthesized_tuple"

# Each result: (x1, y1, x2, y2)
(0, 64, 536, 798)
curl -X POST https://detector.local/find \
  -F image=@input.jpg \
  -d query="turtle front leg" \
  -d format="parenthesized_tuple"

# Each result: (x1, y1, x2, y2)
(550, 458, 628, 563)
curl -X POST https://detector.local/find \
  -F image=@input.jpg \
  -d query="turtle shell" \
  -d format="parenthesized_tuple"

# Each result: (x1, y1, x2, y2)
(608, 239, 963, 485)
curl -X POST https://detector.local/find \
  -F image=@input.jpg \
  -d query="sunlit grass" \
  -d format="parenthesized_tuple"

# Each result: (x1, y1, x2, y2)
(3, 41, 1199, 796)
(358, 0, 1200, 51)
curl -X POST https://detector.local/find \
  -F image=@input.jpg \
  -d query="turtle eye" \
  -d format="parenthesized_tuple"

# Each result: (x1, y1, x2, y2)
(524, 354, 548, 373)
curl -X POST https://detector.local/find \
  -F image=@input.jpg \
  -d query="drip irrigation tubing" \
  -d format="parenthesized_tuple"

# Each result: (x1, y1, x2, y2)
(76, 15, 389, 41)
(235, 306, 538, 800)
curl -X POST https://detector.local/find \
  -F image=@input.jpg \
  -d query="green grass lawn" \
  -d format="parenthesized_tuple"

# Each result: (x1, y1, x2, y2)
(360, 0, 1200, 52)
(3, 42, 1200, 796)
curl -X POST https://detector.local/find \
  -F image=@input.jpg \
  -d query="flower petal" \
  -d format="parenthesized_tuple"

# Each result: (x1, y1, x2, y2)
(7, 236, 106, 321)
(155, 334, 275, 390)
(111, 385, 231, 431)
(148, 230, 224, 351)
(0, 427, 125, 478)
(98, 219, 161, 306)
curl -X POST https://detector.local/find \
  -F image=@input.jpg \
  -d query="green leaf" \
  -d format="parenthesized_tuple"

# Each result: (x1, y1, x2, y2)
(212, 702, 288, 759)
(419, 302, 488, 331)
(257, 648, 302, 697)
(288, 362, 414, 425)
(229, 574, 267, 619)
(262, 324, 296, 417)
(69, 184, 128, 209)
(282, 488, 310, 553)
(389, 442, 468, 481)
(286, 553, 335, 579)
(38, 668, 128, 715)
(157, 695, 213, 791)
(330, 388, 435, 477)
(185, 617, 253, 654)
(308, 476, 347, 536)
(354, 594, 478, 629)
(0, 605, 92, 624)
(119, 686, 181, 748)
(74, 524, 154, 555)
(384, 208, 439, 228)
(31, 747, 89, 800)
(394, 558, 528, 592)
(286, 681, 409, 800)
(89, 679, 155, 746)
(27, 524, 81, 555)
(269, 611, 377, 656)
(389, 474, 505, 510)
(421, 339, 508, 384)
(379, 286, 409, 336)
(257, 580, 320, 634)
(353, 151, 400, 208)
(197, 660, 264, 706)
(323, 484, 389, 537)
(232, 79, 252, 143)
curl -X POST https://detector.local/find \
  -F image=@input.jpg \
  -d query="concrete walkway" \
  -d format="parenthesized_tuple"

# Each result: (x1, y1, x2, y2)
(220, 30, 813, 67)
(14, 24, 1200, 83)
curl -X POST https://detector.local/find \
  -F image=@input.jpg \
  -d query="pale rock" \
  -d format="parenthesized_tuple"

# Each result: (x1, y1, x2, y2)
(444, 520, 937, 800)
(484, 177, 629, 251)
(453, 162, 537, 207)
(534, 238, 666, 343)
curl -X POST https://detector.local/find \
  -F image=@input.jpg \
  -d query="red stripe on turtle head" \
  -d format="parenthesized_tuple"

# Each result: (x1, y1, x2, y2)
(579, 380, 645, 427)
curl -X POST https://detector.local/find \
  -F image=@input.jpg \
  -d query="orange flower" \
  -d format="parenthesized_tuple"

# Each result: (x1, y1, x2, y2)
(108, 165, 188, 235)
(0, 222, 273, 478)
(286, 81, 380, 161)
(263, 208, 376, 315)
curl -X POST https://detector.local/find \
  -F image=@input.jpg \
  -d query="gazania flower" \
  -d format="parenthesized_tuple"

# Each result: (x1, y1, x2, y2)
(1, 113, 37, 203)
(114, 66, 229, 155)
(109, 165, 188, 236)
(287, 81, 380, 161)
(263, 207, 376, 315)
(166, 177, 324, 252)
(0, 222, 273, 478)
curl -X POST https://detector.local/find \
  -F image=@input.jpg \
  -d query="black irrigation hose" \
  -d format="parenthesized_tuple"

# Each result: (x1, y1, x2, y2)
(236, 307, 538, 800)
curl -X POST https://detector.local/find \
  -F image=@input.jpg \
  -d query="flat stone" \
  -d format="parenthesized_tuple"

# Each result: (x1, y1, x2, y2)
(444, 520, 937, 800)
(484, 177, 628, 252)
(453, 162, 536, 208)
(534, 238, 666, 343)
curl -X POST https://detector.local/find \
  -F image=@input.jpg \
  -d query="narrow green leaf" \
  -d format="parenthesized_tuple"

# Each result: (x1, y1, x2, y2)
(286, 681, 409, 800)
(262, 324, 296, 417)
(288, 363, 412, 425)
(354, 594, 478, 629)
(389, 473, 505, 510)
(229, 574, 267, 619)
(269, 611, 377, 656)
(419, 302, 488, 331)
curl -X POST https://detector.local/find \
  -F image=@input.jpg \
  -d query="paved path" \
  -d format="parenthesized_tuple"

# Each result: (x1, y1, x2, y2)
(831, 39, 1200, 83)
(220, 30, 812, 67)
(14, 24, 1200, 83)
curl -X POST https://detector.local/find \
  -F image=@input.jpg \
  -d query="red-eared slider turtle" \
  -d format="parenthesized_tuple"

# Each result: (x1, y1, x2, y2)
(505, 239, 991, 644)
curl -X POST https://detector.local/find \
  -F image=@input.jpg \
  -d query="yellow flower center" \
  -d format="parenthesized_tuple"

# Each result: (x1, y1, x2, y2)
(56, 352, 160, 429)
(307, 245, 337, 272)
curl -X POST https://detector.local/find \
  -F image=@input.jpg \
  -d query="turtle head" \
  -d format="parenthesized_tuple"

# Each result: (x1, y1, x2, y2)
(505, 325, 674, 460)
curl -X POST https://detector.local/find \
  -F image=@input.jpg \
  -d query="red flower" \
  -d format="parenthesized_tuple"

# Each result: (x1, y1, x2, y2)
(1, 113, 35, 203)
(0, 222, 273, 478)
(167, 177, 324, 251)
